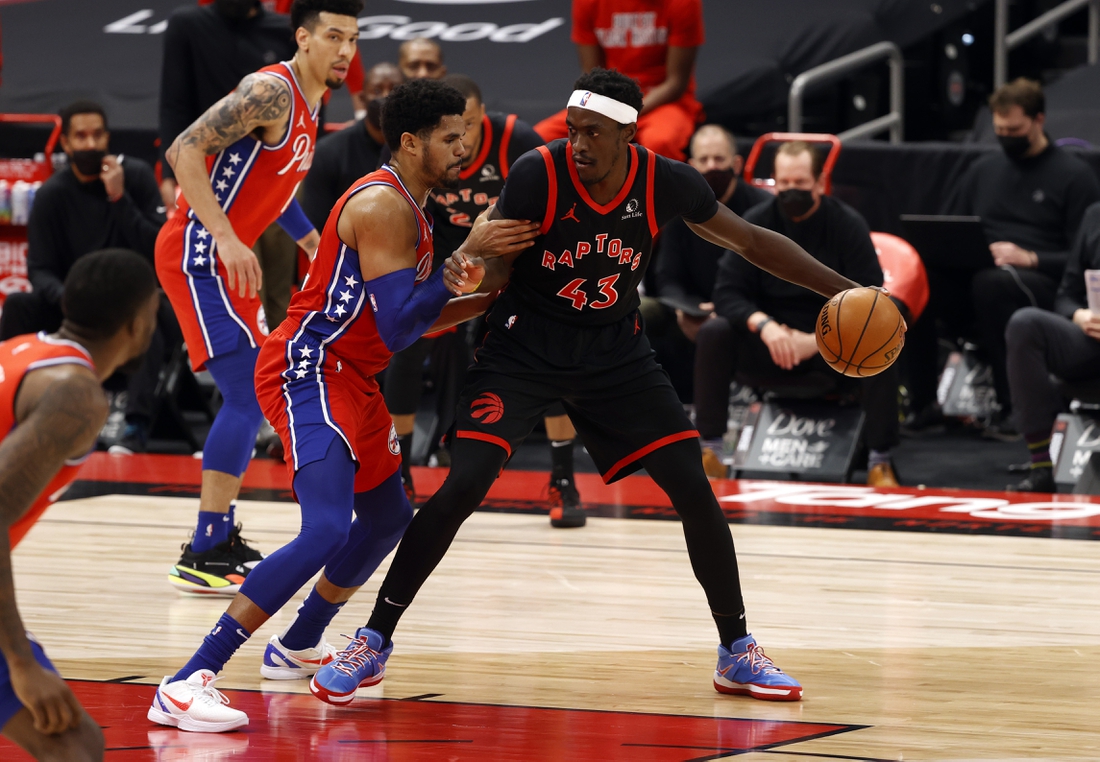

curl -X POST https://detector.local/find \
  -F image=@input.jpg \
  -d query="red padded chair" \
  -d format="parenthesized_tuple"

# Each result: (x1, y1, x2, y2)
(870, 231, 929, 321)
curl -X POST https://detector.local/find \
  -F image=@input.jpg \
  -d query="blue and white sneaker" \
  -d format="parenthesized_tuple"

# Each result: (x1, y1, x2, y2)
(713, 634, 803, 701)
(309, 627, 392, 705)
(260, 634, 337, 680)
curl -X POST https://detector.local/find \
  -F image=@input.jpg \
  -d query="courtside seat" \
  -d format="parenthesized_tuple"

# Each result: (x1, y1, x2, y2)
(871, 231, 928, 322)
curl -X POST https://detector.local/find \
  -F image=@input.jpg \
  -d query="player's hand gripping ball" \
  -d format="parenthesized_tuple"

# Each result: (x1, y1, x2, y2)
(815, 287, 904, 377)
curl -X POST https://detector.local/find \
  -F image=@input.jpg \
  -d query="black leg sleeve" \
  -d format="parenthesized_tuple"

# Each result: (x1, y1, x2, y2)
(366, 438, 508, 641)
(639, 437, 747, 644)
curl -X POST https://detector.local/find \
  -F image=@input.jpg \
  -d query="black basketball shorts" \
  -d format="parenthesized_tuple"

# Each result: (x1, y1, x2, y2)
(451, 293, 697, 483)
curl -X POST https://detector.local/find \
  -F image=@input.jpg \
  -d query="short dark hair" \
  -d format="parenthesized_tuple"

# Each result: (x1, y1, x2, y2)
(572, 68, 644, 120)
(381, 79, 467, 152)
(989, 77, 1045, 118)
(60, 100, 107, 136)
(290, 0, 363, 32)
(777, 140, 824, 179)
(443, 74, 482, 106)
(62, 250, 157, 340)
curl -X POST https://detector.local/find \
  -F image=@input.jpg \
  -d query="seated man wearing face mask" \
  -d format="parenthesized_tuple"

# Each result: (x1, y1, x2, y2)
(646, 124, 770, 400)
(300, 62, 405, 231)
(904, 78, 1100, 438)
(0, 100, 172, 454)
(695, 140, 901, 486)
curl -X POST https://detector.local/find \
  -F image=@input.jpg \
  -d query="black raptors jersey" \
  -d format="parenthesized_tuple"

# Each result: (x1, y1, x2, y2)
(497, 139, 719, 326)
(426, 112, 544, 264)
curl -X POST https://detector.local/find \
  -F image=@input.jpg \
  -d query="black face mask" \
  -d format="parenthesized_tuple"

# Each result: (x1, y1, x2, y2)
(214, 0, 258, 21)
(366, 97, 385, 130)
(777, 188, 816, 219)
(701, 167, 736, 200)
(70, 149, 106, 178)
(998, 134, 1032, 160)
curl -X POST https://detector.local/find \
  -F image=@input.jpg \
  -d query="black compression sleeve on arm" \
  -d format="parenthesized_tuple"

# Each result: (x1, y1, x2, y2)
(652, 155, 719, 229)
(495, 150, 549, 222)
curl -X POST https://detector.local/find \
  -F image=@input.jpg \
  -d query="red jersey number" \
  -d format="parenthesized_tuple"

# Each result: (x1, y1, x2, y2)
(591, 274, 619, 310)
(555, 275, 620, 311)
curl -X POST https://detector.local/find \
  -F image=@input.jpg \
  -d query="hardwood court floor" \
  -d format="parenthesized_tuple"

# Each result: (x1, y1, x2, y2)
(4, 463, 1100, 760)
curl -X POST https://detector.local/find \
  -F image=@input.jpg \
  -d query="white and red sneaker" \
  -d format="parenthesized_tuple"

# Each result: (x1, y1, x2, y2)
(148, 670, 248, 733)
(260, 634, 337, 680)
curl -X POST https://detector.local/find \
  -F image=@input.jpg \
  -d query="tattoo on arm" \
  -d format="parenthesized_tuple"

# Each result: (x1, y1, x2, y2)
(168, 73, 292, 164)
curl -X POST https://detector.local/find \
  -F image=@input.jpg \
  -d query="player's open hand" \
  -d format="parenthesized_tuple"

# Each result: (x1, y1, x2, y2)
(464, 206, 539, 259)
(445, 251, 486, 295)
(216, 235, 263, 299)
(10, 661, 82, 735)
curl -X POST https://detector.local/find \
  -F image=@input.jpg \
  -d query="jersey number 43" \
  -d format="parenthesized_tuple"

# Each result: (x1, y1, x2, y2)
(556, 274, 620, 310)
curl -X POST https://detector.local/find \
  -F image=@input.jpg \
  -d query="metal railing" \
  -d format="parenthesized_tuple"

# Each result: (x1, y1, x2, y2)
(788, 41, 904, 143)
(994, 0, 1100, 88)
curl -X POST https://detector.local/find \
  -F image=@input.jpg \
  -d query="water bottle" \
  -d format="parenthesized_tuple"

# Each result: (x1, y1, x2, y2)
(0, 181, 11, 225)
(10, 181, 30, 225)
(28, 181, 41, 218)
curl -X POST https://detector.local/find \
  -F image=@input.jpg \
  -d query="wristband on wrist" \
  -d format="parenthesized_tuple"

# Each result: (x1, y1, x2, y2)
(470, 278, 483, 292)
(753, 316, 774, 334)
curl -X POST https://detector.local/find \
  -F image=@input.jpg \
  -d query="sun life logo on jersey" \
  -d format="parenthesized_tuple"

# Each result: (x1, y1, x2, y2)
(621, 198, 643, 220)
(480, 163, 501, 182)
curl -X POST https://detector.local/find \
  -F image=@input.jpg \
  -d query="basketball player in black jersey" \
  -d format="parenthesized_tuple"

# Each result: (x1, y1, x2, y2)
(321, 69, 869, 702)
(387, 74, 588, 527)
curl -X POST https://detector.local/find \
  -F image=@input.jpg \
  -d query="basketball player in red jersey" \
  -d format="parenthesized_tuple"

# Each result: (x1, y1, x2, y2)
(0, 250, 159, 760)
(148, 79, 537, 731)
(535, 0, 704, 160)
(332, 69, 882, 704)
(156, 0, 361, 596)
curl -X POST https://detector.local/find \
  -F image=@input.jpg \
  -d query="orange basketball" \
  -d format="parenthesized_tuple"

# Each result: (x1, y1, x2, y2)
(815, 287, 904, 378)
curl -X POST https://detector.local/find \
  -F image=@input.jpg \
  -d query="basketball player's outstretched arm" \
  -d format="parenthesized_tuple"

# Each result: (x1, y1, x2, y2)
(442, 205, 540, 296)
(166, 72, 294, 298)
(0, 368, 107, 735)
(687, 206, 860, 298)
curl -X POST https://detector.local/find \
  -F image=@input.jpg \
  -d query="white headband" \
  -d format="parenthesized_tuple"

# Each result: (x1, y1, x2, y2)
(567, 90, 638, 125)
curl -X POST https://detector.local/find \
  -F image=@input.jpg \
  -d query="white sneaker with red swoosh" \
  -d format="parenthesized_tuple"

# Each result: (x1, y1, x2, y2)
(148, 670, 248, 733)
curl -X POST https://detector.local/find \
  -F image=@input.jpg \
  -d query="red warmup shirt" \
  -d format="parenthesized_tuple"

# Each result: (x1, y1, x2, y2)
(572, 0, 704, 97)
(196, 0, 364, 94)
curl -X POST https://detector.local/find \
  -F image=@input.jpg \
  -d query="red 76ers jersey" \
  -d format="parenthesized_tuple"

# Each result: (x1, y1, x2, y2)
(157, 60, 320, 371)
(174, 61, 318, 249)
(278, 165, 435, 384)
